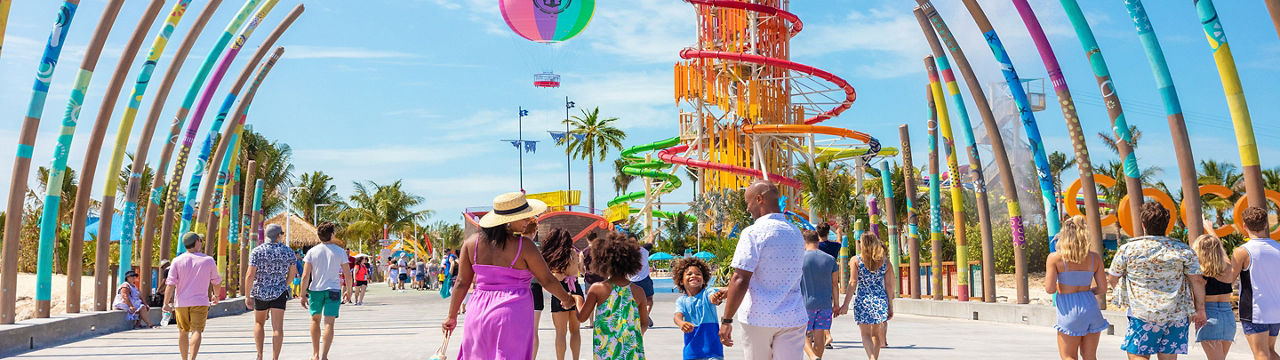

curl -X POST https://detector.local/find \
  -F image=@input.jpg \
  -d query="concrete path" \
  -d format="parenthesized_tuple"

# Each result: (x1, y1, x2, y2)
(13, 283, 1255, 359)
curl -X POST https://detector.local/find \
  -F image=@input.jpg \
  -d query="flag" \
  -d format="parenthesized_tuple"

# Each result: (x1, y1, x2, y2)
(525, 141, 537, 153)
(573, 134, 586, 141)
(549, 131, 566, 143)
(423, 232, 434, 258)
(519, 109, 529, 117)
(510, 140, 521, 149)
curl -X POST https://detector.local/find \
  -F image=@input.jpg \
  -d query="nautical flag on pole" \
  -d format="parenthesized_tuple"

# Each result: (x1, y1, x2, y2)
(423, 232, 434, 258)
(525, 141, 537, 153)
(549, 131, 567, 143)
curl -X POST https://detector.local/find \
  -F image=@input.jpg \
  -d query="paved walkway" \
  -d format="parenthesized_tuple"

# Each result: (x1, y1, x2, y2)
(13, 283, 1255, 359)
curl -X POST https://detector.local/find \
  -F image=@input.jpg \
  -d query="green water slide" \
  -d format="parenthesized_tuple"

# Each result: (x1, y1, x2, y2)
(608, 137, 695, 222)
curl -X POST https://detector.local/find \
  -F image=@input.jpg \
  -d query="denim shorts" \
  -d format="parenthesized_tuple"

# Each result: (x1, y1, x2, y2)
(1122, 317, 1189, 355)
(1196, 302, 1236, 342)
(1242, 320, 1280, 336)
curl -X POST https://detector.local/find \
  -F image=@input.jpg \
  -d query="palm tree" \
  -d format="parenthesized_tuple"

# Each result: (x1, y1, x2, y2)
(1096, 125, 1143, 155)
(342, 180, 432, 249)
(795, 160, 856, 229)
(240, 129, 294, 216)
(662, 213, 696, 254)
(1048, 151, 1076, 205)
(1263, 167, 1280, 193)
(561, 107, 626, 212)
(1198, 160, 1243, 227)
(290, 171, 343, 224)
(612, 158, 635, 197)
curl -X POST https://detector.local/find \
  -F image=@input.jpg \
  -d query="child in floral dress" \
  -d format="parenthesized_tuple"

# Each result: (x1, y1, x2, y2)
(576, 233, 648, 359)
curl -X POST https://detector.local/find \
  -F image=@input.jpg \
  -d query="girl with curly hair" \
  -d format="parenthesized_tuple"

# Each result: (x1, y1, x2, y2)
(576, 233, 648, 359)
(542, 228, 586, 360)
(672, 257, 727, 360)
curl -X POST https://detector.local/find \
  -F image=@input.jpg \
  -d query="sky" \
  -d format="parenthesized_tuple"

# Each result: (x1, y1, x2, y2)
(0, 0, 1277, 226)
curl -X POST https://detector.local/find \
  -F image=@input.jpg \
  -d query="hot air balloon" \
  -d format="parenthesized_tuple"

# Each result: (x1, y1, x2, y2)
(500, 0, 595, 88)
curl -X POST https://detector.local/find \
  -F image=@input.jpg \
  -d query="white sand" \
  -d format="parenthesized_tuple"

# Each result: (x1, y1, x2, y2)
(12, 272, 103, 322)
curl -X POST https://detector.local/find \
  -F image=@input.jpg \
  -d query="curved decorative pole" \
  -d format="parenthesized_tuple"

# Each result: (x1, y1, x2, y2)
(0, 0, 80, 325)
(925, 56, 969, 302)
(189, 4, 302, 234)
(926, 87, 943, 301)
(209, 120, 244, 270)
(1194, 0, 1263, 209)
(1121, 0, 1205, 239)
(1268, 0, 1280, 40)
(126, 0, 221, 299)
(1058, 0, 1145, 238)
(97, 0, 194, 304)
(149, 0, 261, 258)
(0, 0, 10, 58)
(880, 161, 899, 298)
(1008, 0, 1104, 280)
(957, 0, 1061, 241)
(205, 47, 282, 245)
(237, 160, 257, 290)
(34, 0, 126, 319)
(64, 0, 168, 314)
(252, 179, 264, 245)
(913, 11, 994, 302)
(899, 125, 921, 299)
(913, 3, 1029, 303)
(172, 0, 282, 246)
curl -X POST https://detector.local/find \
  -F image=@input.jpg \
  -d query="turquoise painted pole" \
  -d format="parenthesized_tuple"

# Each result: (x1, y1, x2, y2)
(35, 0, 126, 319)
(958, 0, 1061, 239)
(177, 0, 285, 236)
(1059, 0, 1145, 237)
(0, 0, 80, 325)
(1121, 0, 1205, 239)
(899, 124, 921, 299)
(253, 179, 264, 245)
(881, 161, 900, 298)
(155, 0, 261, 256)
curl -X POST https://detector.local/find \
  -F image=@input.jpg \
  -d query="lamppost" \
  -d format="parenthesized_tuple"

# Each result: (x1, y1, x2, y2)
(286, 187, 305, 247)
(314, 203, 332, 223)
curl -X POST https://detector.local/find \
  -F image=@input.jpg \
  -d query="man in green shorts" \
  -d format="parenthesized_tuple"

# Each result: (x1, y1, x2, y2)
(300, 223, 351, 360)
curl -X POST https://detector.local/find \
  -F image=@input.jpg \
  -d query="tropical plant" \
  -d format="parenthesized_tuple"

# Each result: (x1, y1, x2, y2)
(612, 158, 634, 197)
(240, 129, 294, 217)
(660, 213, 696, 255)
(341, 180, 432, 250)
(1095, 125, 1143, 155)
(1198, 160, 1244, 227)
(560, 107, 626, 212)
(1048, 151, 1076, 204)
(428, 221, 465, 253)
(795, 160, 856, 230)
(689, 188, 752, 238)
(290, 171, 344, 224)
(1263, 167, 1280, 193)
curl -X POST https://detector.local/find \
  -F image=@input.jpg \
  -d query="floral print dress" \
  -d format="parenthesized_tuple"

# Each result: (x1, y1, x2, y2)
(854, 256, 889, 325)
(593, 283, 645, 359)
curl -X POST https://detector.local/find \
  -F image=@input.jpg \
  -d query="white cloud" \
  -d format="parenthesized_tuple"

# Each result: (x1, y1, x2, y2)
(283, 46, 420, 60)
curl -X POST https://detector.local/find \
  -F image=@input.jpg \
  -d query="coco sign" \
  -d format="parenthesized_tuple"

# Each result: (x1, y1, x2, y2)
(1066, 174, 1280, 238)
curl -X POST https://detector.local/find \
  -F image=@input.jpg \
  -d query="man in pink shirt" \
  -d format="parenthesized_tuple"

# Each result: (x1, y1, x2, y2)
(163, 233, 222, 360)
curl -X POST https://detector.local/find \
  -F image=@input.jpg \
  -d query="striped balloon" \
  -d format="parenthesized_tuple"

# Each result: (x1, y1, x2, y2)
(500, 0, 595, 43)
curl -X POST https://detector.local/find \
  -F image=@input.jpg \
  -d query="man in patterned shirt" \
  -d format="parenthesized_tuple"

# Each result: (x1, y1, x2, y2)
(1107, 202, 1206, 359)
(244, 224, 297, 360)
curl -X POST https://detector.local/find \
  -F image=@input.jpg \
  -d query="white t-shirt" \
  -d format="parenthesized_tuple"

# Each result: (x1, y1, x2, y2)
(729, 213, 808, 328)
(630, 246, 651, 282)
(304, 243, 347, 291)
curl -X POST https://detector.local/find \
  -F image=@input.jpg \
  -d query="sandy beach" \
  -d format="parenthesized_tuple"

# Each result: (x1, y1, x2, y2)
(11, 272, 102, 322)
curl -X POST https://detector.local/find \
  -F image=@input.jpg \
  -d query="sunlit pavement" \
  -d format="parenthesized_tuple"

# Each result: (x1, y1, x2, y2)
(13, 283, 1255, 359)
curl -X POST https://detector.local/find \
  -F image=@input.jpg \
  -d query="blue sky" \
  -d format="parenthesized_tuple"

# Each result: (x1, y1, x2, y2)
(0, 0, 1276, 225)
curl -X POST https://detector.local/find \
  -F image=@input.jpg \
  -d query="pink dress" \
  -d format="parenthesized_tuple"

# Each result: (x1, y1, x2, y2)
(458, 240, 534, 359)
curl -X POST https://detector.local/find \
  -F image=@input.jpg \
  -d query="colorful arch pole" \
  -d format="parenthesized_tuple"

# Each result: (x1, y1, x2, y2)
(958, 0, 1061, 240)
(899, 125, 921, 299)
(238, 160, 257, 285)
(1058, 0, 1145, 238)
(62, 0, 167, 314)
(34, 0, 126, 319)
(926, 87, 944, 301)
(98, 0, 195, 304)
(0, 0, 10, 58)
(1121, 0, 1205, 239)
(880, 161, 900, 298)
(127, 0, 221, 291)
(0, 0, 80, 325)
(252, 179, 265, 245)
(192, 5, 302, 235)
(925, 56, 969, 302)
(1194, 0, 1264, 210)
(913, 11, 994, 302)
(173, 0, 280, 253)
(1268, 0, 1280, 40)
(151, 0, 261, 257)
(1009, 0, 1104, 279)
(914, 3, 1029, 303)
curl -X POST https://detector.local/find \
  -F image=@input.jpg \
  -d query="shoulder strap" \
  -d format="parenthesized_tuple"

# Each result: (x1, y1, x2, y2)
(471, 241, 479, 263)
(510, 237, 524, 268)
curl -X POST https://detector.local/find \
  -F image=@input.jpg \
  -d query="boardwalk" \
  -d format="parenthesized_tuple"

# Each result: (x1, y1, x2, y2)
(14, 284, 1255, 359)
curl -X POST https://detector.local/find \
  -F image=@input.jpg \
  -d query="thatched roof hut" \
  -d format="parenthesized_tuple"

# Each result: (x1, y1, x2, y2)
(264, 213, 344, 250)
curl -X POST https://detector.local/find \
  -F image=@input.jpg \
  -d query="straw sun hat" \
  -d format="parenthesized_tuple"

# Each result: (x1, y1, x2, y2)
(477, 192, 548, 228)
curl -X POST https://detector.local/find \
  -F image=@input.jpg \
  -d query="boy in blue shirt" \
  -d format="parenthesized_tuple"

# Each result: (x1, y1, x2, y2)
(673, 257, 727, 360)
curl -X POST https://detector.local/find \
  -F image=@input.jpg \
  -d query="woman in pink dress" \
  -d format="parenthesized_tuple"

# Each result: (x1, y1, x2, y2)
(443, 192, 575, 359)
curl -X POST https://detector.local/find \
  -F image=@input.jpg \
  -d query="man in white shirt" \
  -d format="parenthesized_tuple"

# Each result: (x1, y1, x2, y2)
(719, 180, 808, 360)
(300, 223, 351, 360)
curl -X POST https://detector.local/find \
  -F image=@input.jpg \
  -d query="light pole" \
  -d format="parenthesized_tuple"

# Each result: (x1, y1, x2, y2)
(566, 98, 574, 193)
(314, 203, 332, 224)
(287, 187, 305, 247)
